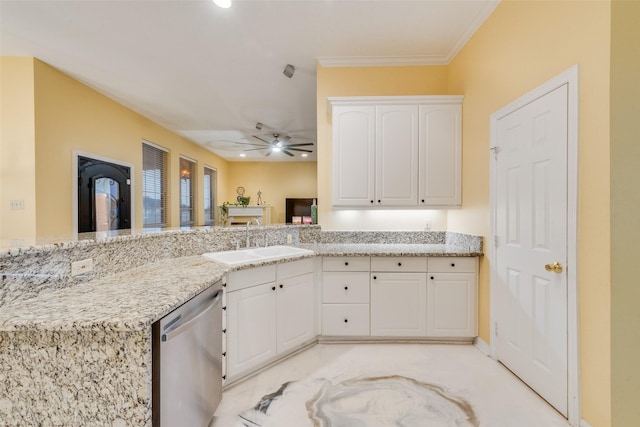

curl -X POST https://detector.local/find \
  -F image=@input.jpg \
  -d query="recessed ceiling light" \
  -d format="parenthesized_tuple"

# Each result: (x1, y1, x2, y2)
(213, 0, 231, 8)
(301, 153, 308, 157)
(239, 153, 246, 157)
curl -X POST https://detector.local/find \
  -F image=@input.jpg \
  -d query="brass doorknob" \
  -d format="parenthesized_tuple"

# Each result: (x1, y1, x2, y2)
(545, 262, 563, 274)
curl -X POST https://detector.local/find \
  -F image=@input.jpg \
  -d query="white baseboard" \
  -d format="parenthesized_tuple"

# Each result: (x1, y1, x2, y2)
(473, 336, 491, 356)
(579, 420, 593, 427)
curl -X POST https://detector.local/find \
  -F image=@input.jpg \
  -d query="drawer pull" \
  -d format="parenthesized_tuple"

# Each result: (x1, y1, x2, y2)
(222, 375, 226, 380)
(397, 262, 402, 267)
(271, 286, 276, 291)
(222, 329, 226, 333)
(344, 318, 348, 323)
(451, 263, 456, 267)
(222, 352, 226, 357)
(345, 261, 349, 266)
(344, 286, 349, 290)
(373, 275, 377, 280)
(430, 276, 434, 280)
(279, 284, 284, 289)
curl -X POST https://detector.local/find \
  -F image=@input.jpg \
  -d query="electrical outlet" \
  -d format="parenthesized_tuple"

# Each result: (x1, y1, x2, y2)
(286, 234, 293, 244)
(424, 220, 432, 231)
(10, 200, 25, 210)
(71, 258, 94, 276)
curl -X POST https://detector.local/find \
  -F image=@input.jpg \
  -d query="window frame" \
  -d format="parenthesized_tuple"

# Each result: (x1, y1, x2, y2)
(203, 166, 217, 226)
(179, 156, 197, 227)
(142, 141, 168, 228)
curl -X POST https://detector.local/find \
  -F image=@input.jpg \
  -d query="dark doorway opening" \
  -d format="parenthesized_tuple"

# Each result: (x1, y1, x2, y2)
(78, 156, 131, 233)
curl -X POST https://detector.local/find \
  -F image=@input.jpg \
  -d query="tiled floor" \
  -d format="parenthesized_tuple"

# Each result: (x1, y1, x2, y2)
(213, 343, 571, 427)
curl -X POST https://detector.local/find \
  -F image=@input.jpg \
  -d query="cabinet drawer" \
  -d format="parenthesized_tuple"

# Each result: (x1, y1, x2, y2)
(321, 304, 370, 336)
(277, 257, 314, 280)
(428, 257, 477, 273)
(371, 256, 427, 272)
(227, 265, 277, 292)
(322, 272, 370, 303)
(323, 256, 370, 272)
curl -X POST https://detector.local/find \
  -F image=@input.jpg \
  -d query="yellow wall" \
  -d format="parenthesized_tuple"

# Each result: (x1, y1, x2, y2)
(447, 1, 611, 425)
(610, 1, 640, 425)
(29, 59, 229, 238)
(226, 161, 317, 224)
(316, 66, 450, 231)
(0, 57, 37, 245)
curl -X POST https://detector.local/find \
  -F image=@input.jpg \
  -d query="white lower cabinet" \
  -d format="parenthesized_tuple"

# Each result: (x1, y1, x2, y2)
(426, 258, 478, 337)
(226, 282, 277, 379)
(276, 272, 316, 354)
(321, 255, 478, 340)
(321, 257, 371, 336)
(225, 259, 315, 382)
(370, 272, 427, 336)
(321, 304, 370, 336)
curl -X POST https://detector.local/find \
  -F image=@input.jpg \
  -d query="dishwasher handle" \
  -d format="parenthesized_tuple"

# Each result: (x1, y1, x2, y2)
(161, 290, 222, 342)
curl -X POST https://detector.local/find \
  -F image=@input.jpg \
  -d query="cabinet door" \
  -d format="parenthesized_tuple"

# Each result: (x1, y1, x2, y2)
(376, 105, 419, 206)
(370, 272, 427, 336)
(332, 105, 375, 206)
(276, 273, 316, 354)
(418, 104, 462, 207)
(427, 273, 477, 337)
(226, 283, 277, 379)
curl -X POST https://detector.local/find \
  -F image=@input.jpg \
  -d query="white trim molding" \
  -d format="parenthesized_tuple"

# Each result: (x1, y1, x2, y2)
(327, 95, 464, 114)
(489, 65, 580, 426)
(317, 1, 500, 68)
(473, 337, 492, 357)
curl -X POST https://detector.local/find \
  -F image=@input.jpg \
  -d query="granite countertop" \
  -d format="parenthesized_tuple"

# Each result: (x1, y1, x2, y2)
(0, 244, 480, 333)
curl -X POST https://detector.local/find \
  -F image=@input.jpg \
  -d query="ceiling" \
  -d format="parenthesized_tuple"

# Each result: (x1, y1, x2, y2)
(0, 0, 499, 162)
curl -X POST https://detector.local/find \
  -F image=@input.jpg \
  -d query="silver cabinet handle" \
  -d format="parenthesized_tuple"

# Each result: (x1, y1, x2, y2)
(161, 290, 221, 342)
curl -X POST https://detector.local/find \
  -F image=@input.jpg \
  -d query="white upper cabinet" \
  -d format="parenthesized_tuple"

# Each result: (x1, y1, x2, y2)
(329, 96, 463, 208)
(419, 104, 462, 207)
(331, 105, 375, 206)
(376, 105, 419, 206)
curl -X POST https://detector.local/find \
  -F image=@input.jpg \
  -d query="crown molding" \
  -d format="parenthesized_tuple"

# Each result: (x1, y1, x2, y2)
(318, 0, 501, 68)
(317, 55, 449, 67)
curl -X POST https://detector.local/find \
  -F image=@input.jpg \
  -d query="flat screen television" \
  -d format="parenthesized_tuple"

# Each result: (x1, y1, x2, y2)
(285, 198, 316, 224)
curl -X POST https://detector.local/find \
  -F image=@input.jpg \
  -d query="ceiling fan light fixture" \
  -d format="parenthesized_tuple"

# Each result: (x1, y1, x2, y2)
(255, 122, 263, 130)
(213, 0, 232, 8)
(283, 64, 295, 78)
(272, 146, 282, 152)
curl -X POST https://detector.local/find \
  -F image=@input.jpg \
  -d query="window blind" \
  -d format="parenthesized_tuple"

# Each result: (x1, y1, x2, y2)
(203, 166, 217, 226)
(180, 157, 196, 226)
(142, 142, 168, 228)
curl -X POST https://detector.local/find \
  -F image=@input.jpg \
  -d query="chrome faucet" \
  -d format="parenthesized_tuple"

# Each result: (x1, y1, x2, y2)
(246, 218, 261, 247)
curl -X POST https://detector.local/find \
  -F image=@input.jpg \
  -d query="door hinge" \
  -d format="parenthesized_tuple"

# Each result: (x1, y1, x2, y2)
(490, 146, 501, 160)
(494, 322, 498, 337)
(494, 235, 499, 247)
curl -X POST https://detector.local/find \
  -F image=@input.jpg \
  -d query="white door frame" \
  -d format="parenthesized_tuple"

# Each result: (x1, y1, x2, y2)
(72, 150, 135, 239)
(489, 65, 580, 425)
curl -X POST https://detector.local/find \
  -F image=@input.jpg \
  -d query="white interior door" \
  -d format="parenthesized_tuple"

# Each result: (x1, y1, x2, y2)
(494, 84, 568, 416)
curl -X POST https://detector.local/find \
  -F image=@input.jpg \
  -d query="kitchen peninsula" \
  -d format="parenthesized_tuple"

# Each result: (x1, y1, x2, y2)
(0, 226, 482, 425)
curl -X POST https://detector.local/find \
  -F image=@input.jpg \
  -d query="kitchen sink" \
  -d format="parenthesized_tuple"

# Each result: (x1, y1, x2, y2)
(202, 245, 314, 265)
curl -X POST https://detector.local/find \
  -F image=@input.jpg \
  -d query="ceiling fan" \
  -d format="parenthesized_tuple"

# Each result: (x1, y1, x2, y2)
(237, 133, 314, 157)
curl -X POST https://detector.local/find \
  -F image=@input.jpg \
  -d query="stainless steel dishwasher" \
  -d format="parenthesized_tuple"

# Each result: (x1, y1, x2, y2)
(152, 280, 223, 427)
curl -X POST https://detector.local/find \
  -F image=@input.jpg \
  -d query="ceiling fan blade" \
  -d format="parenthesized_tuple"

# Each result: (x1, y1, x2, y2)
(243, 147, 269, 151)
(279, 135, 292, 143)
(287, 148, 313, 153)
(252, 135, 273, 144)
(281, 149, 294, 157)
(265, 150, 272, 157)
(283, 143, 314, 147)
